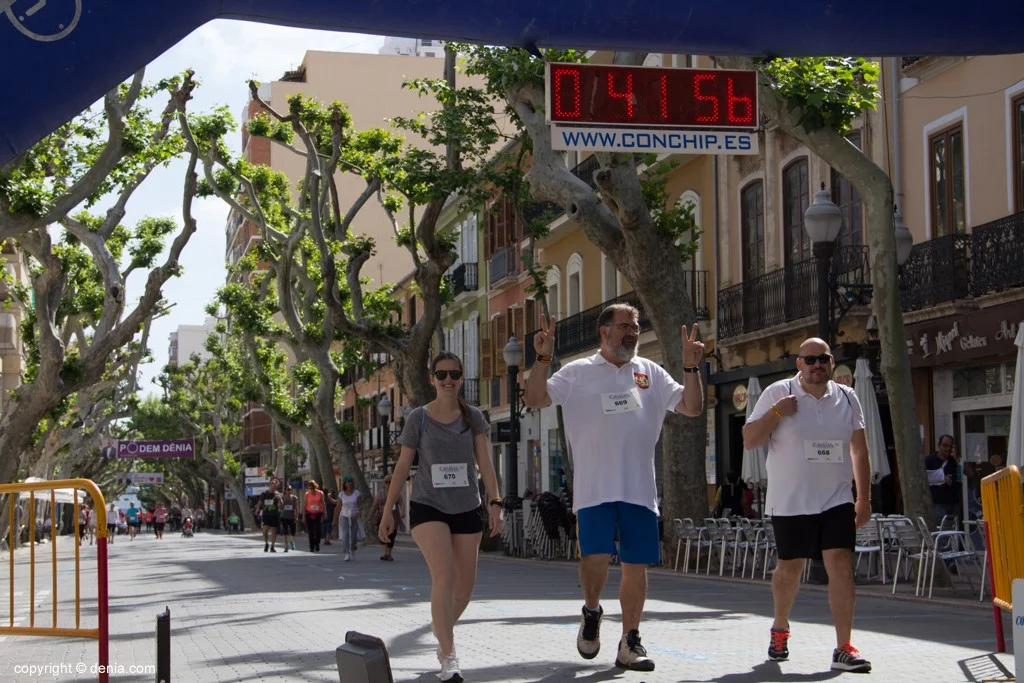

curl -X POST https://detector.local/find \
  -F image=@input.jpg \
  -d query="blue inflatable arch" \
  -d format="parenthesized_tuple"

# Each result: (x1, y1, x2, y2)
(2, 0, 1023, 165)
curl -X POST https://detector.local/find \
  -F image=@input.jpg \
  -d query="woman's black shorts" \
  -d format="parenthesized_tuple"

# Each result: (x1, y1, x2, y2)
(279, 518, 296, 535)
(409, 502, 484, 535)
(771, 502, 856, 561)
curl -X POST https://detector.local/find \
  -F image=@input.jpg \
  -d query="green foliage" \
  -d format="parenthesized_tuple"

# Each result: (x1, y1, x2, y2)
(760, 57, 880, 133)
(1, 75, 199, 217)
(640, 161, 701, 262)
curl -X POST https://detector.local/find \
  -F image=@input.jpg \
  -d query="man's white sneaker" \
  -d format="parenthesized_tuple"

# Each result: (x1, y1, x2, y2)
(577, 605, 603, 659)
(615, 629, 655, 672)
(344, 554, 351, 562)
(437, 650, 463, 682)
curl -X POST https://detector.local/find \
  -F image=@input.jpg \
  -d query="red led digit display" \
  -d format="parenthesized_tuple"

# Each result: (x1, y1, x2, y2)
(547, 63, 758, 129)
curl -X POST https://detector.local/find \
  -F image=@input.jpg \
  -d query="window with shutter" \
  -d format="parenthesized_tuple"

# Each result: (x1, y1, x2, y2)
(468, 313, 479, 378)
(494, 315, 508, 376)
(453, 321, 463, 361)
(480, 318, 493, 380)
(511, 306, 525, 341)
(525, 299, 537, 333)
(467, 214, 478, 263)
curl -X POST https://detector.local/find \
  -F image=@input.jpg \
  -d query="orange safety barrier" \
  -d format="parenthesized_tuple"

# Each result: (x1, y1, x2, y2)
(980, 465, 1024, 654)
(0, 478, 110, 682)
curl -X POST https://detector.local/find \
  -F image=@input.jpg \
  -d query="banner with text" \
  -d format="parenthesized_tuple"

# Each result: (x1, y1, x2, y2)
(552, 126, 758, 155)
(115, 439, 195, 459)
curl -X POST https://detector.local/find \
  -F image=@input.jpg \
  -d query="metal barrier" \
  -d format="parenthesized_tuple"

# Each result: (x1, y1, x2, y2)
(980, 465, 1024, 653)
(0, 478, 110, 682)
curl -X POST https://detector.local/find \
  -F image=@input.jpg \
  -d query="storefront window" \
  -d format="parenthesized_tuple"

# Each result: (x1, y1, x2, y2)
(952, 362, 1014, 399)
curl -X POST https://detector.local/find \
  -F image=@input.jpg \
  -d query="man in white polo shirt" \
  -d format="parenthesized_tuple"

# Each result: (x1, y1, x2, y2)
(743, 337, 872, 673)
(524, 303, 704, 672)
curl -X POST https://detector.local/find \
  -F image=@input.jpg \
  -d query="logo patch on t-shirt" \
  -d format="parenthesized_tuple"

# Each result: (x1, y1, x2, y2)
(634, 372, 650, 389)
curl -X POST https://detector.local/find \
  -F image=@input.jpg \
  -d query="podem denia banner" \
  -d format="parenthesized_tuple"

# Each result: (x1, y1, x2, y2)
(114, 439, 195, 459)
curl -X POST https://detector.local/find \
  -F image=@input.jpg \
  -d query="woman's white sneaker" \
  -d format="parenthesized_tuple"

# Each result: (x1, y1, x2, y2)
(437, 650, 463, 682)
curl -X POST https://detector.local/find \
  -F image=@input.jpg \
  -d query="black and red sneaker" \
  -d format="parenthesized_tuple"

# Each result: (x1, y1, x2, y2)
(768, 628, 790, 661)
(832, 643, 871, 673)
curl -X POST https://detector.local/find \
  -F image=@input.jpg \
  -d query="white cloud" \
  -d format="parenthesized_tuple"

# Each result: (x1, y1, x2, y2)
(116, 20, 384, 396)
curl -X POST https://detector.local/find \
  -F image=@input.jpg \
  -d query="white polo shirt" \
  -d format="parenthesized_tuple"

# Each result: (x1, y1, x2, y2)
(748, 375, 865, 516)
(547, 353, 685, 514)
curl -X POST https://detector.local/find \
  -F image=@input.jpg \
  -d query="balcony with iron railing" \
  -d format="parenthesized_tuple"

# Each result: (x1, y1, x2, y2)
(898, 209, 1024, 310)
(525, 273, 710, 364)
(898, 233, 971, 312)
(450, 262, 478, 297)
(717, 246, 871, 340)
(488, 244, 522, 286)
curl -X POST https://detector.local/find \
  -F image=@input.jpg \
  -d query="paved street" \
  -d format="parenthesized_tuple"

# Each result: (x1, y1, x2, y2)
(0, 530, 1015, 682)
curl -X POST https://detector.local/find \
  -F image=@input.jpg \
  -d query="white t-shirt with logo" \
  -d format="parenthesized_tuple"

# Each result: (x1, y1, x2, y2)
(547, 353, 685, 514)
(747, 375, 866, 516)
(339, 491, 361, 519)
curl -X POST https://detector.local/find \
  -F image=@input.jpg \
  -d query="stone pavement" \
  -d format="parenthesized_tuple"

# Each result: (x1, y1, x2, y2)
(0, 530, 1015, 682)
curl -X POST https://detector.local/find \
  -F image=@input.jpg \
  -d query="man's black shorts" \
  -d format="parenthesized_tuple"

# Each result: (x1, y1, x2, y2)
(279, 518, 296, 535)
(409, 502, 484, 535)
(262, 512, 280, 529)
(771, 503, 856, 561)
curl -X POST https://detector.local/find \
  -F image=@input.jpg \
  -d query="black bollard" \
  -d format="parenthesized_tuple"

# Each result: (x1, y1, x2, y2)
(156, 607, 170, 683)
(336, 631, 393, 683)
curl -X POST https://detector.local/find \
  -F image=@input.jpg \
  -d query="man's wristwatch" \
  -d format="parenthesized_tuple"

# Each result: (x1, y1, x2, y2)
(683, 364, 700, 374)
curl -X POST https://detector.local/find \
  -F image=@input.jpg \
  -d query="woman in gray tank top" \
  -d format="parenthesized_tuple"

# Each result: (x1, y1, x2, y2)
(378, 352, 503, 683)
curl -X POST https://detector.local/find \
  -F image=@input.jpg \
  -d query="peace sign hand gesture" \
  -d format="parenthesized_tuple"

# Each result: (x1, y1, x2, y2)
(681, 323, 704, 367)
(534, 314, 556, 358)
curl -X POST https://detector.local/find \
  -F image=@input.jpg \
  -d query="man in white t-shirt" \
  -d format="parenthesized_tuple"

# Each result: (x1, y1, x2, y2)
(524, 303, 704, 672)
(743, 337, 872, 673)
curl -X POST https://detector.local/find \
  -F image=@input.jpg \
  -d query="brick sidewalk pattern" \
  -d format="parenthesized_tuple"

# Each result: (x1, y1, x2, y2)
(0, 531, 1015, 682)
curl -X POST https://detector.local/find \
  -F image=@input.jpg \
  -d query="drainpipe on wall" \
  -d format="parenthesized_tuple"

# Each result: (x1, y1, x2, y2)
(889, 58, 903, 211)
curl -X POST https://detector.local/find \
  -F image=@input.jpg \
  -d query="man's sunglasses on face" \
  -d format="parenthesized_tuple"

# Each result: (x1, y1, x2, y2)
(800, 354, 832, 366)
(433, 370, 463, 381)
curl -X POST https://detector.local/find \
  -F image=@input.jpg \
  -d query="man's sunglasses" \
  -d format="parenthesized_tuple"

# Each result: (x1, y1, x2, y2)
(433, 370, 463, 381)
(800, 354, 832, 366)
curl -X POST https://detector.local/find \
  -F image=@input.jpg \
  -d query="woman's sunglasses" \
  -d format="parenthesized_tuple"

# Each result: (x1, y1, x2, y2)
(433, 370, 463, 381)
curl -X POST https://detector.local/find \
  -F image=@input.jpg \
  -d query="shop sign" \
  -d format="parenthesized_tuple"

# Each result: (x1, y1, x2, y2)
(732, 384, 748, 411)
(905, 302, 1024, 368)
(833, 364, 853, 386)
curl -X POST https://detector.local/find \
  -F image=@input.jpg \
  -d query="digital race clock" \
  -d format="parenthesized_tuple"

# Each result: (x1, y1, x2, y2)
(545, 62, 758, 130)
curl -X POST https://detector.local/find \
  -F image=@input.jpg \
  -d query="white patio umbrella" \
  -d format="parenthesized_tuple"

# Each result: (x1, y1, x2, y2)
(741, 377, 768, 515)
(1006, 322, 1024, 468)
(854, 358, 891, 482)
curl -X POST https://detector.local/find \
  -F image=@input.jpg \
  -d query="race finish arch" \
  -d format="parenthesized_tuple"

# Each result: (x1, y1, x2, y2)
(547, 62, 758, 155)
(2, 0, 1024, 166)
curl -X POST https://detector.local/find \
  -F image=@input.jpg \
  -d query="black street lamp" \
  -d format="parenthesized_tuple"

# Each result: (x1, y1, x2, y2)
(803, 185, 914, 347)
(377, 395, 392, 474)
(502, 335, 525, 498)
(804, 183, 846, 346)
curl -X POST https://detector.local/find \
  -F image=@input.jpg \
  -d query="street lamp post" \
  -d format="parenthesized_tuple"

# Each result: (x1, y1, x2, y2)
(804, 183, 845, 345)
(377, 395, 392, 475)
(502, 335, 525, 499)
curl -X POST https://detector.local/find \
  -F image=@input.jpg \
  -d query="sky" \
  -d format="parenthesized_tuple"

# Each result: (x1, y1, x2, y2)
(114, 21, 385, 397)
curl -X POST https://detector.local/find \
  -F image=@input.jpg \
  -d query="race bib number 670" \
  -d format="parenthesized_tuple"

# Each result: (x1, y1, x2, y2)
(431, 463, 469, 488)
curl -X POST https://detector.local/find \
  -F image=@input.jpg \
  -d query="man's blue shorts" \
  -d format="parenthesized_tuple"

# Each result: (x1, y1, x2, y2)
(577, 501, 661, 565)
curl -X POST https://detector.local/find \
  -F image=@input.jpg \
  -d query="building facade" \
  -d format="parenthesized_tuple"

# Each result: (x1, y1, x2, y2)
(0, 241, 27, 412)
(378, 36, 444, 59)
(167, 317, 218, 367)
(893, 55, 1024, 482)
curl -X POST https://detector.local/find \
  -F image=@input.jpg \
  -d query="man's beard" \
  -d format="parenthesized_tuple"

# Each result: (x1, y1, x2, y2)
(612, 339, 638, 361)
(805, 367, 831, 385)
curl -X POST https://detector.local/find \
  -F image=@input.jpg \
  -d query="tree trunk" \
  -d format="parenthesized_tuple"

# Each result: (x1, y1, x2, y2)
(225, 477, 255, 531)
(716, 56, 932, 523)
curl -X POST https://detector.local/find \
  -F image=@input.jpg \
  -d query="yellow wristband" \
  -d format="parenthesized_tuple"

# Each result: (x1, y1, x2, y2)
(771, 404, 783, 418)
